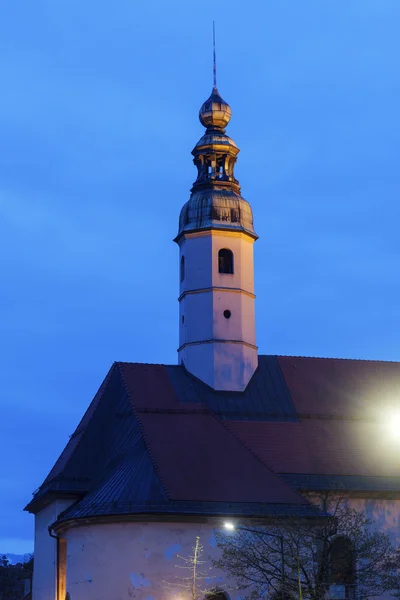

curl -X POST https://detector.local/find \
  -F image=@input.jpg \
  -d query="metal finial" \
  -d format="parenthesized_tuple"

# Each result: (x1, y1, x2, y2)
(213, 21, 217, 88)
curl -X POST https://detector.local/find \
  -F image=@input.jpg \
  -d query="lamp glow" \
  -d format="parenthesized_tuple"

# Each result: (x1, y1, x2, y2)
(387, 411, 400, 439)
(223, 521, 235, 531)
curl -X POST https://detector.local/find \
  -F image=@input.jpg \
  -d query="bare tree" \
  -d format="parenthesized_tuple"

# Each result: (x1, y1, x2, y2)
(214, 493, 400, 600)
(165, 536, 215, 600)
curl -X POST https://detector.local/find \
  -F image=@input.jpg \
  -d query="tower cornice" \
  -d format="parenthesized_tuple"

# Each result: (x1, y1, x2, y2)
(178, 286, 256, 302)
(174, 226, 258, 245)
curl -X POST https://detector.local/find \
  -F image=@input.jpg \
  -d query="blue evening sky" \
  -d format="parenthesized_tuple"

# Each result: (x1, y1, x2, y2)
(1, 1, 399, 554)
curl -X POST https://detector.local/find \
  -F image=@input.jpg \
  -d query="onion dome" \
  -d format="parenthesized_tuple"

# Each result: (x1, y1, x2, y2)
(199, 87, 232, 130)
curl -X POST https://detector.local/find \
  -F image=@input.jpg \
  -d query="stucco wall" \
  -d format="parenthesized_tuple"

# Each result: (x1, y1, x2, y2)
(350, 497, 400, 545)
(61, 500, 400, 600)
(32, 498, 77, 600)
(348, 498, 400, 600)
(178, 230, 257, 390)
(63, 521, 233, 600)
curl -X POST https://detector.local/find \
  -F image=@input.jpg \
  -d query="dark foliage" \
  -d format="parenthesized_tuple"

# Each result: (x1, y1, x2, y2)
(0, 554, 33, 600)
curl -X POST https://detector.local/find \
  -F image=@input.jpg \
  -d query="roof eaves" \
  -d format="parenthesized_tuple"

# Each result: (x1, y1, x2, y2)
(281, 473, 400, 493)
(55, 499, 326, 527)
(277, 355, 400, 364)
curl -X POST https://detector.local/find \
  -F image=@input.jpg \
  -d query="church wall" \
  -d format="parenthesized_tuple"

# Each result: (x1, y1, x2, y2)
(180, 339, 258, 391)
(180, 291, 255, 347)
(212, 292, 256, 345)
(178, 231, 255, 298)
(211, 234, 254, 294)
(32, 498, 77, 600)
(61, 499, 400, 600)
(349, 497, 400, 545)
(178, 342, 214, 385)
(63, 520, 234, 600)
(344, 497, 400, 600)
(181, 292, 214, 344)
(211, 341, 258, 390)
(179, 234, 212, 293)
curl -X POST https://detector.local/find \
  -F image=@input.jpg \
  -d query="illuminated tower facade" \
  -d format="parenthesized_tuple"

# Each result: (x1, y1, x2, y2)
(174, 81, 258, 391)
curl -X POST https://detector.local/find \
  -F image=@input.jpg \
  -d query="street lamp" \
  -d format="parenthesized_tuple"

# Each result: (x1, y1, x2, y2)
(223, 522, 285, 600)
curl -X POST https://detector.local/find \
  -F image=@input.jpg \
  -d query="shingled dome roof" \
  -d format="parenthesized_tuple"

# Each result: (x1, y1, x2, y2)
(178, 189, 256, 238)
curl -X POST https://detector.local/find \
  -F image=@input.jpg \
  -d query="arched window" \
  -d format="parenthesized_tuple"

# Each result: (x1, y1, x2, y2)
(218, 249, 234, 274)
(329, 536, 356, 599)
(180, 255, 185, 282)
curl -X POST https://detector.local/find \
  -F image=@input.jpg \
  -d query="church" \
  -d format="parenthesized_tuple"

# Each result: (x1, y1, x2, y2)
(25, 69, 400, 600)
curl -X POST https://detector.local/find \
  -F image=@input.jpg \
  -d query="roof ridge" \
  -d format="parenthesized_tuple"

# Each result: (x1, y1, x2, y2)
(277, 354, 400, 364)
(116, 363, 171, 501)
(116, 360, 178, 367)
(116, 356, 400, 366)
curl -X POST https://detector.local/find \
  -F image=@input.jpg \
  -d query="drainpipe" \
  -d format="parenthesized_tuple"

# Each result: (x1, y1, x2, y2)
(48, 526, 59, 600)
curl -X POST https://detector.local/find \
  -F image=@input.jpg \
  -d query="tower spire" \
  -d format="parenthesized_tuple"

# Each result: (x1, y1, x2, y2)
(213, 21, 217, 89)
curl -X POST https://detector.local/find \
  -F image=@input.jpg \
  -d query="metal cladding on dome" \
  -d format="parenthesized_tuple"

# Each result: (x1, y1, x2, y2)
(199, 86, 232, 130)
(178, 190, 256, 239)
(195, 129, 238, 150)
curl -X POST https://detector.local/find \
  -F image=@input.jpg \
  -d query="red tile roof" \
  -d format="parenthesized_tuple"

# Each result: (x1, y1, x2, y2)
(119, 362, 305, 504)
(224, 357, 400, 478)
(278, 356, 400, 419)
(225, 419, 400, 477)
(137, 412, 305, 503)
(26, 355, 400, 519)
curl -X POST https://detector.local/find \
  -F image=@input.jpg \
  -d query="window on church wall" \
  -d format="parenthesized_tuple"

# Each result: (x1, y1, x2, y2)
(218, 249, 234, 274)
(328, 536, 356, 599)
(180, 256, 185, 282)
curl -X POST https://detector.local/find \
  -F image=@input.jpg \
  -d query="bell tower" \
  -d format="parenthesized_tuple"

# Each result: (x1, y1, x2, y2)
(174, 48, 258, 391)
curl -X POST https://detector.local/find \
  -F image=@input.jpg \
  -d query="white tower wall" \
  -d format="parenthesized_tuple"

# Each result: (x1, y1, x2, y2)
(178, 229, 257, 391)
(32, 498, 77, 600)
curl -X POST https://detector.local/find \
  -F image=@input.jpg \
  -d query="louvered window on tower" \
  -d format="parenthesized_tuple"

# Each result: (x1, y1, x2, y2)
(218, 249, 234, 274)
